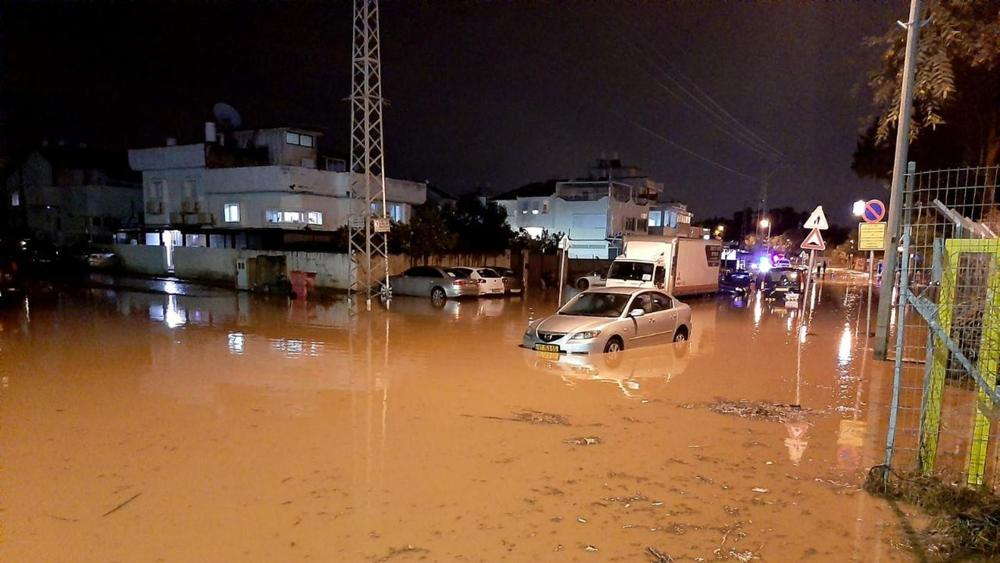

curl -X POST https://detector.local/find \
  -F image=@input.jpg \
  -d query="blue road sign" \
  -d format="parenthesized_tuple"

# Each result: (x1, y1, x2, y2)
(863, 199, 886, 223)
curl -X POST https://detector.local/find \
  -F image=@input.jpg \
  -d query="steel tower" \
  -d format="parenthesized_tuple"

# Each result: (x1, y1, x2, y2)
(348, 0, 390, 310)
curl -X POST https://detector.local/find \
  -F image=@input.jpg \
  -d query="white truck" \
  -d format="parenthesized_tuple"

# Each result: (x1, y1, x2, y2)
(605, 236, 722, 296)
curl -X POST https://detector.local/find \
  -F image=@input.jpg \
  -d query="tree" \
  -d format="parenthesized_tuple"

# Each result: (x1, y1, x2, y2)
(442, 196, 514, 255)
(853, 0, 1000, 179)
(393, 203, 457, 263)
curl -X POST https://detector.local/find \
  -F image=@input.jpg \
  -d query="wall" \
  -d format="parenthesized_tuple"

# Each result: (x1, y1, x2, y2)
(113, 243, 167, 276)
(172, 247, 238, 282)
(110, 244, 511, 291)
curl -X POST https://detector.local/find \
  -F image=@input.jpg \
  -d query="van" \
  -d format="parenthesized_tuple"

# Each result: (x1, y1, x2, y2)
(605, 236, 721, 296)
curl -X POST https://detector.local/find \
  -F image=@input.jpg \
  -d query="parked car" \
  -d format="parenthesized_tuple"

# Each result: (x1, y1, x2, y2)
(84, 251, 121, 270)
(574, 270, 607, 291)
(719, 270, 755, 294)
(761, 267, 804, 300)
(492, 267, 523, 294)
(522, 286, 692, 354)
(448, 267, 505, 297)
(389, 266, 479, 300)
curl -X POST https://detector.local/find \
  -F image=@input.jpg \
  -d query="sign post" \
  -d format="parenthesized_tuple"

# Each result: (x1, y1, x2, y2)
(800, 206, 828, 308)
(557, 235, 570, 306)
(858, 207, 887, 337)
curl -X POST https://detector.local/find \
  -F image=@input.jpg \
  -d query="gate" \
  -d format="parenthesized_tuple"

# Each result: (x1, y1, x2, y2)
(881, 165, 1000, 487)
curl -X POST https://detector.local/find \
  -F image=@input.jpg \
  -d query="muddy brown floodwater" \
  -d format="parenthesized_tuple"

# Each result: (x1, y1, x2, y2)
(1, 274, 914, 561)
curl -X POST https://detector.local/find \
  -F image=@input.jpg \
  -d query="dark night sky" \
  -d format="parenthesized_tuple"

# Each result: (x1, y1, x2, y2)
(3, 1, 906, 225)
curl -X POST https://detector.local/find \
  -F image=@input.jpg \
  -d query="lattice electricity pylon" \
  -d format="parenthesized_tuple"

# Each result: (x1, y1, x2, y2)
(347, 0, 391, 311)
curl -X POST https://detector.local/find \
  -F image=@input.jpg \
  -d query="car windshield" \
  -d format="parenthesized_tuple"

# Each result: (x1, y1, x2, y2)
(608, 261, 653, 281)
(447, 268, 472, 279)
(477, 268, 500, 278)
(558, 292, 631, 317)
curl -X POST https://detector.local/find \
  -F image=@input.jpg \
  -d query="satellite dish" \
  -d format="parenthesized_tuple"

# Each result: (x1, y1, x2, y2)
(213, 102, 242, 130)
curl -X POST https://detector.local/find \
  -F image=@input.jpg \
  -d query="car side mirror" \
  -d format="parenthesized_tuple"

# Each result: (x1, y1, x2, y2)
(629, 308, 645, 317)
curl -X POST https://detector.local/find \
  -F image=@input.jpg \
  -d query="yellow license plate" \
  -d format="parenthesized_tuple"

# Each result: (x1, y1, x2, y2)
(534, 344, 560, 353)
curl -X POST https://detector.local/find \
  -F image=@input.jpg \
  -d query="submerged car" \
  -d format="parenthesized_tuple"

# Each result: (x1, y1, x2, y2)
(719, 270, 754, 294)
(574, 270, 607, 291)
(449, 267, 505, 296)
(389, 266, 479, 300)
(522, 286, 692, 354)
(761, 267, 804, 300)
(493, 267, 523, 294)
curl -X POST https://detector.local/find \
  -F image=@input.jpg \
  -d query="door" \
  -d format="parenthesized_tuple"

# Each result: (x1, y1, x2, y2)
(648, 291, 678, 340)
(163, 229, 181, 273)
(628, 293, 658, 342)
(236, 258, 249, 290)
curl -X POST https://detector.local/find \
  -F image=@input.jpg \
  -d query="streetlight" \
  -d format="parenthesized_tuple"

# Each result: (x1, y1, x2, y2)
(714, 224, 725, 239)
(852, 199, 866, 217)
(759, 218, 771, 244)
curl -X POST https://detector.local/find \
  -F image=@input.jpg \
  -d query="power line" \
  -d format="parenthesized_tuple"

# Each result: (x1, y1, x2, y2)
(602, 7, 786, 160)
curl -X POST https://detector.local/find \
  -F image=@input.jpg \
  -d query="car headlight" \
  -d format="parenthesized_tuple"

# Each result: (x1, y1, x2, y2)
(570, 330, 601, 340)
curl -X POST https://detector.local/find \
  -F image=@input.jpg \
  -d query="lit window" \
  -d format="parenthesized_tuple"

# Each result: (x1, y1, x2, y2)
(306, 211, 323, 225)
(531, 209, 539, 215)
(266, 209, 281, 223)
(300, 134, 313, 147)
(224, 203, 240, 223)
(10, 192, 19, 207)
(286, 132, 300, 145)
(541, 201, 549, 214)
(282, 211, 302, 223)
(285, 132, 314, 147)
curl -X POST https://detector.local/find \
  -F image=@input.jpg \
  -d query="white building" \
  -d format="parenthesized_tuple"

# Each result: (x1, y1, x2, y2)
(495, 158, 695, 259)
(2, 146, 142, 246)
(127, 125, 425, 237)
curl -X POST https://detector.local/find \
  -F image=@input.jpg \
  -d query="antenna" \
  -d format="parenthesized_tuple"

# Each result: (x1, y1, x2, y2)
(212, 102, 242, 130)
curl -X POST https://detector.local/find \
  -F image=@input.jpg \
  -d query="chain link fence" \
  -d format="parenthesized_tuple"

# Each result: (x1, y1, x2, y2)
(883, 165, 1000, 487)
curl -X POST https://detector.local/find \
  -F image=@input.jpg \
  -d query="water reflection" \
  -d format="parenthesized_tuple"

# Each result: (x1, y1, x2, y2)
(522, 342, 692, 399)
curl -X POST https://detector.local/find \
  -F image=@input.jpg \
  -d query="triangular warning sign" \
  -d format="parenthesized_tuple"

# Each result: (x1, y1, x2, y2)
(800, 228, 826, 251)
(803, 205, 829, 230)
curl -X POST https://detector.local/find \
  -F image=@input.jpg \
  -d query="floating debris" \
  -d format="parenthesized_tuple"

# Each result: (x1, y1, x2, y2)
(577, 516, 588, 523)
(563, 436, 602, 446)
(372, 544, 429, 562)
(647, 546, 673, 562)
(464, 410, 570, 426)
(708, 399, 813, 423)
(751, 487, 769, 493)
(583, 545, 599, 552)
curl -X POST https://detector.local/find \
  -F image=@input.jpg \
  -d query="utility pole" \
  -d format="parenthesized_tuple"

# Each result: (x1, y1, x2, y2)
(874, 0, 926, 359)
(347, 0, 390, 311)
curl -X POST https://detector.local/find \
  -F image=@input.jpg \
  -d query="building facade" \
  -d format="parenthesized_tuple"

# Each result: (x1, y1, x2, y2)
(495, 158, 694, 259)
(127, 125, 425, 236)
(2, 146, 142, 246)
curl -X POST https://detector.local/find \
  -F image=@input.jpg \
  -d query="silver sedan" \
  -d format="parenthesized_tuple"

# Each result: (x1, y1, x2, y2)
(522, 287, 692, 354)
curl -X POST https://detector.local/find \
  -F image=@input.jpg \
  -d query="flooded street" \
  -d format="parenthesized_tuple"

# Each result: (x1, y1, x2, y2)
(1, 275, 912, 561)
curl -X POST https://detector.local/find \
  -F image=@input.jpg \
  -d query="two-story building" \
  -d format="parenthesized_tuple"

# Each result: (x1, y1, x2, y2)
(125, 124, 425, 250)
(2, 145, 142, 246)
(496, 158, 692, 259)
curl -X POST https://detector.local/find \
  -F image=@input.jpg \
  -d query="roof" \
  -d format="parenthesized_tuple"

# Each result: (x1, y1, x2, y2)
(493, 179, 559, 200)
(582, 286, 659, 295)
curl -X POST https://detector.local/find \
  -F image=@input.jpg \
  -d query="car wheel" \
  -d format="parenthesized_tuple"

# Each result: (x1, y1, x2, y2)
(603, 336, 624, 353)
(673, 327, 688, 342)
(430, 287, 446, 302)
(576, 278, 590, 291)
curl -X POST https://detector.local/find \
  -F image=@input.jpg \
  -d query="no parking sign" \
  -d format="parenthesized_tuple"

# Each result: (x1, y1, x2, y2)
(862, 199, 886, 223)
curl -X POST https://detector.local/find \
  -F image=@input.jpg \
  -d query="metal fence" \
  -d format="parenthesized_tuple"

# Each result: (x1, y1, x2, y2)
(883, 164, 1000, 487)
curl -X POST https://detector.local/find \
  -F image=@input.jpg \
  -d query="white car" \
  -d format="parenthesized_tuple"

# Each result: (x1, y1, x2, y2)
(448, 267, 506, 296)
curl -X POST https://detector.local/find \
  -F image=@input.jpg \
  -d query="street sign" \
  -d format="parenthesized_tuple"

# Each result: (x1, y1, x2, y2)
(800, 228, 826, 251)
(863, 199, 886, 223)
(803, 205, 829, 230)
(373, 217, 391, 233)
(858, 222, 886, 251)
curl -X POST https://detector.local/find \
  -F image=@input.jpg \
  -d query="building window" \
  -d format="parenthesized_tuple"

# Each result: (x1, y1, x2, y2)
(10, 192, 19, 207)
(266, 209, 281, 223)
(224, 203, 240, 223)
(282, 211, 302, 223)
(541, 201, 549, 214)
(285, 131, 314, 147)
(306, 211, 323, 225)
(148, 180, 164, 199)
(388, 202, 405, 222)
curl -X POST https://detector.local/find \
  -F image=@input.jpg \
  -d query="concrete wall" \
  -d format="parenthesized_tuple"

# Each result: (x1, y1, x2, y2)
(113, 243, 167, 276)
(110, 243, 511, 291)
(172, 247, 238, 282)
